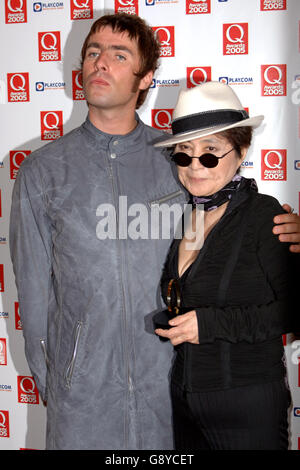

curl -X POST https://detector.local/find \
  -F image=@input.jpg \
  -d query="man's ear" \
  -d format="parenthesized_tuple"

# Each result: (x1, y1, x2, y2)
(139, 70, 154, 91)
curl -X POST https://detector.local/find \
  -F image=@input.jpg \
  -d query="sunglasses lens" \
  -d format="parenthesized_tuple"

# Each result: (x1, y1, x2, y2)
(172, 152, 191, 167)
(199, 153, 219, 168)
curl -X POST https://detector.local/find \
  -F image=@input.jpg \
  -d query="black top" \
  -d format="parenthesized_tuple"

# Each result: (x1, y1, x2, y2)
(161, 181, 299, 392)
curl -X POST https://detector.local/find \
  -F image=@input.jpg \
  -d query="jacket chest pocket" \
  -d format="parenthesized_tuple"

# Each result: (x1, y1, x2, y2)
(148, 189, 184, 207)
(148, 189, 186, 240)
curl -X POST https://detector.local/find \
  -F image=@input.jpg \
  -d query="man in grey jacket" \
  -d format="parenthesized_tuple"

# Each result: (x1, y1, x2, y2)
(9, 13, 300, 450)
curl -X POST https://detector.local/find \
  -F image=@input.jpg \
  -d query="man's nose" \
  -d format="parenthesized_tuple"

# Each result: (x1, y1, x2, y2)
(94, 51, 109, 71)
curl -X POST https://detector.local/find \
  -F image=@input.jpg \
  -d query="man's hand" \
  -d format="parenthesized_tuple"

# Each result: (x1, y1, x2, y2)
(155, 310, 199, 346)
(273, 204, 300, 253)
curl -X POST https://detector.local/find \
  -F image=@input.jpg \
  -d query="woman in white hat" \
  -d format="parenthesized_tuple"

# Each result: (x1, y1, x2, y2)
(154, 81, 299, 450)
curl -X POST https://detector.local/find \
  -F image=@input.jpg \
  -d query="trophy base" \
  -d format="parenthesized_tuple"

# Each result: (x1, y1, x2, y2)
(153, 309, 176, 330)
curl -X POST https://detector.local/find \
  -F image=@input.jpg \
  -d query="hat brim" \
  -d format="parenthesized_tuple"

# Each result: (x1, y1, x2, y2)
(154, 115, 264, 148)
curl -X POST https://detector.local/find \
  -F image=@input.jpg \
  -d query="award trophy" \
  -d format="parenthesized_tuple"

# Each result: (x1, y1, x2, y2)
(153, 278, 182, 330)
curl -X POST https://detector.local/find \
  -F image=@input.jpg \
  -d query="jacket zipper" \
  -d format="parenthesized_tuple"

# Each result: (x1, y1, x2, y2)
(108, 159, 132, 448)
(40, 339, 49, 368)
(65, 321, 83, 389)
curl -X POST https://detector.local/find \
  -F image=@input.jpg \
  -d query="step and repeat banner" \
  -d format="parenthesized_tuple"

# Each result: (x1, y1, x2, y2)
(0, 0, 300, 450)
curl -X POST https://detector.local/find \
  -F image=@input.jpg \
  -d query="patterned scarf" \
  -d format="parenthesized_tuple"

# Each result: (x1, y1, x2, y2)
(192, 174, 258, 212)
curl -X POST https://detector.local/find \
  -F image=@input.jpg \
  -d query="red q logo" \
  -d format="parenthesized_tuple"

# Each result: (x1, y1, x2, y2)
(41, 33, 58, 50)
(153, 26, 175, 57)
(43, 112, 60, 129)
(264, 150, 283, 169)
(41, 111, 63, 141)
(261, 64, 286, 96)
(154, 27, 171, 46)
(151, 109, 174, 130)
(7, 0, 24, 11)
(38, 31, 61, 62)
(9, 73, 26, 91)
(263, 65, 283, 84)
(19, 377, 36, 394)
(226, 24, 245, 43)
(70, 0, 93, 20)
(223, 23, 248, 55)
(5, 0, 27, 23)
(187, 67, 211, 88)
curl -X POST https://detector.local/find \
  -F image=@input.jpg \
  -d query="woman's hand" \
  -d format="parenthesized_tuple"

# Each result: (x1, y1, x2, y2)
(155, 310, 199, 346)
(273, 204, 300, 253)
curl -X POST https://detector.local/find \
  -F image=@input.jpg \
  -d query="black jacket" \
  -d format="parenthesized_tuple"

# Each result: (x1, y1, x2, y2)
(161, 182, 299, 391)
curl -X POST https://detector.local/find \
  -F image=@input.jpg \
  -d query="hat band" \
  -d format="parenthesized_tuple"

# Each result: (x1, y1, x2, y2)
(172, 109, 249, 135)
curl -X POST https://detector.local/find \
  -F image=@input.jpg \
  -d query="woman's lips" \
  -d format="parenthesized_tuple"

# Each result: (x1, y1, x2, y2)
(189, 177, 207, 183)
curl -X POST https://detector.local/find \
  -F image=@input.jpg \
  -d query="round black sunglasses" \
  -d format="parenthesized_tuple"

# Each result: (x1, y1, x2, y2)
(171, 147, 235, 168)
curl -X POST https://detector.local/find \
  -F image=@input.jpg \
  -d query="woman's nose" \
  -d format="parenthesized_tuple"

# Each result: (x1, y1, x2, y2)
(190, 156, 203, 170)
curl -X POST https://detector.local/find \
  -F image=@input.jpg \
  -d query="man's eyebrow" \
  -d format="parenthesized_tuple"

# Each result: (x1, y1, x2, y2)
(86, 42, 134, 55)
(86, 42, 101, 50)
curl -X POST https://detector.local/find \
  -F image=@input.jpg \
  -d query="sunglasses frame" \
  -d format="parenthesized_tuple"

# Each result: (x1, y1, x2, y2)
(171, 147, 235, 168)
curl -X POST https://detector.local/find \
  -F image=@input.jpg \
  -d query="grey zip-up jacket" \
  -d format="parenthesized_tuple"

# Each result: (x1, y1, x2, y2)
(9, 116, 186, 450)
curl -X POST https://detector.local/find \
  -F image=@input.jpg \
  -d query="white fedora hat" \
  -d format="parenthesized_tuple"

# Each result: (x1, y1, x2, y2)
(154, 81, 264, 147)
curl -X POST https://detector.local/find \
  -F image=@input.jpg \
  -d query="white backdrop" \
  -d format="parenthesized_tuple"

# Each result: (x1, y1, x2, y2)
(0, 0, 300, 450)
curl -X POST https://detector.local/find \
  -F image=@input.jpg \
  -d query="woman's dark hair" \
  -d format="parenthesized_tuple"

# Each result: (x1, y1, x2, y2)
(217, 126, 253, 158)
(80, 13, 160, 109)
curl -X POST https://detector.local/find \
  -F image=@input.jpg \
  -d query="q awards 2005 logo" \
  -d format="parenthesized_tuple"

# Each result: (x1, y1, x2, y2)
(153, 26, 175, 58)
(186, 0, 211, 14)
(38, 31, 61, 62)
(151, 109, 174, 131)
(17, 376, 39, 404)
(10, 150, 30, 179)
(115, 0, 139, 15)
(0, 411, 9, 438)
(261, 149, 287, 181)
(7, 73, 30, 103)
(260, 0, 286, 10)
(261, 65, 286, 96)
(41, 111, 63, 140)
(70, 0, 93, 20)
(187, 67, 211, 88)
(223, 23, 248, 55)
(5, 0, 27, 24)
(72, 71, 84, 100)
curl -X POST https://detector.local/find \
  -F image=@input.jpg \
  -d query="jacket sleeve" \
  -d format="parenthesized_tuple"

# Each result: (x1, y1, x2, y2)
(195, 197, 300, 344)
(9, 162, 53, 401)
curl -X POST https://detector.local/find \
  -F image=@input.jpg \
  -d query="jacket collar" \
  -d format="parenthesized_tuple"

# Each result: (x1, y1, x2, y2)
(82, 113, 146, 155)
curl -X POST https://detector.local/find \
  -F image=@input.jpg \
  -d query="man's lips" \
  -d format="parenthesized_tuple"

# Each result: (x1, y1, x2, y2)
(90, 77, 109, 86)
